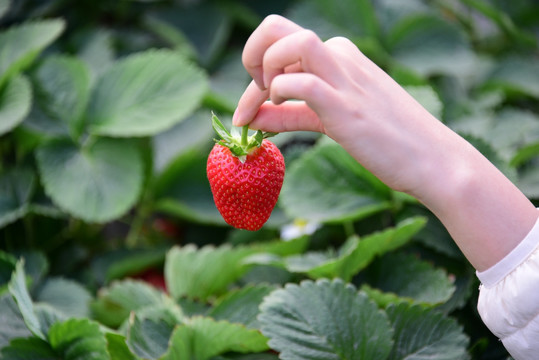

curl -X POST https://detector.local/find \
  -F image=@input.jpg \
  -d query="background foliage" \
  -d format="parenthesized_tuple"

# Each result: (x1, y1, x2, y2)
(0, 0, 538, 359)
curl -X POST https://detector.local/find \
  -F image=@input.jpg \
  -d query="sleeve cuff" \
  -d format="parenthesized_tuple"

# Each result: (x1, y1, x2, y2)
(477, 209, 539, 288)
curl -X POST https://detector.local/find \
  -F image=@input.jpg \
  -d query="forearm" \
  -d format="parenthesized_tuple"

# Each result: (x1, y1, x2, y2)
(411, 121, 538, 271)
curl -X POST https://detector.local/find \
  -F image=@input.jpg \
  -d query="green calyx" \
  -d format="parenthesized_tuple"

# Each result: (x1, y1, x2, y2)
(211, 112, 277, 162)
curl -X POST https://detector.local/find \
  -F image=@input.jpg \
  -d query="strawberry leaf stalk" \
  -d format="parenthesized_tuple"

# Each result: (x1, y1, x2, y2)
(207, 113, 285, 231)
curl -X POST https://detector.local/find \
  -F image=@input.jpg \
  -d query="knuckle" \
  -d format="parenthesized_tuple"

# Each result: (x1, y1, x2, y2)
(325, 36, 364, 58)
(295, 76, 324, 102)
(298, 29, 321, 49)
(326, 36, 352, 46)
(260, 14, 285, 33)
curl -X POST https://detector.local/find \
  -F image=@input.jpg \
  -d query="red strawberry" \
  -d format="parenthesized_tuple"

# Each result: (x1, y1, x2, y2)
(207, 113, 285, 231)
(131, 268, 167, 292)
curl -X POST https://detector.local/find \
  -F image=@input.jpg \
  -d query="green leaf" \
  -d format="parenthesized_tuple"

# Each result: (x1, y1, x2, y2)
(516, 166, 539, 199)
(361, 284, 411, 309)
(212, 355, 279, 360)
(89, 247, 166, 285)
(453, 107, 539, 164)
(463, 134, 517, 182)
(372, 0, 429, 33)
(288, 0, 379, 40)
(144, 15, 198, 60)
(207, 50, 250, 112)
(280, 139, 391, 223)
(33, 303, 65, 336)
(166, 238, 304, 301)
(35, 138, 143, 223)
(0, 167, 35, 228)
(0, 251, 16, 292)
(104, 249, 167, 283)
(125, 303, 184, 359)
(250, 235, 310, 257)
(344, 217, 427, 273)
(388, 15, 476, 77)
(211, 111, 233, 141)
(208, 284, 277, 329)
(386, 302, 470, 360)
(436, 272, 476, 315)
(18, 251, 49, 291)
(283, 251, 333, 273)
(404, 85, 443, 120)
(0, 0, 10, 20)
(146, 4, 232, 67)
(259, 279, 394, 360)
(401, 207, 463, 259)
(154, 150, 224, 225)
(0, 294, 32, 348)
(20, 101, 71, 139)
(162, 317, 269, 360)
(1, 337, 57, 360)
(164, 244, 253, 301)
(48, 318, 109, 360)
(368, 253, 456, 305)
(482, 56, 539, 99)
(8, 260, 45, 339)
(461, 0, 537, 48)
(127, 312, 176, 360)
(34, 277, 92, 318)
(76, 30, 115, 84)
(0, 74, 32, 136)
(91, 279, 170, 328)
(0, 19, 65, 88)
(511, 142, 539, 168)
(32, 55, 91, 139)
(106, 332, 140, 360)
(253, 130, 264, 147)
(288, 217, 426, 281)
(87, 49, 208, 137)
(152, 109, 213, 174)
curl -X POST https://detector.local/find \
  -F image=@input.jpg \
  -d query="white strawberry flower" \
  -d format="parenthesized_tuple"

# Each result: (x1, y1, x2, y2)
(280, 219, 321, 241)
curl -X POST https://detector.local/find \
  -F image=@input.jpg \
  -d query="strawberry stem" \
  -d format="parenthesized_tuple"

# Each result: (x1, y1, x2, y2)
(211, 112, 278, 160)
(241, 125, 249, 147)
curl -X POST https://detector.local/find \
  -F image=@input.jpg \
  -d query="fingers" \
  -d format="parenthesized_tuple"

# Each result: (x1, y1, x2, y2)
(247, 101, 324, 134)
(234, 72, 341, 133)
(242, 15, 304, 89)
(243, 15, 349, 89)
(233, 80, 269, 127)
(236, 16, 353, 134)
(268, 72, 339, 113)
(261, 30, 347, 89)
(232, 81, 324, 134)
(324, 36, 364, 60)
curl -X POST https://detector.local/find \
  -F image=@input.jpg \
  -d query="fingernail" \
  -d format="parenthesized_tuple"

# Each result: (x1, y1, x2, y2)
(232, 108, 242, 126)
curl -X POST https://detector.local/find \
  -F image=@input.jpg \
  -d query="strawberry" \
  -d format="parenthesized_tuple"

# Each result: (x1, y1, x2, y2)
(131, 268, 167, 292)
(207, 113, 285, 231)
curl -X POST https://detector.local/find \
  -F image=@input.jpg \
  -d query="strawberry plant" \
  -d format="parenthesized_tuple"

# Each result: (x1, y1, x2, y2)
(1, 0, 538, 359)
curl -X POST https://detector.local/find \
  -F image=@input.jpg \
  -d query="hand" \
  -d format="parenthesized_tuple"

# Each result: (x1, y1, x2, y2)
(233, 14, 457, 196)
(233, 15, 538, 271)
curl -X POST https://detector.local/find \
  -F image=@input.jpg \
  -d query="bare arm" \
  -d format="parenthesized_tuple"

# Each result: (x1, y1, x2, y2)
(233, 15, 538, 271)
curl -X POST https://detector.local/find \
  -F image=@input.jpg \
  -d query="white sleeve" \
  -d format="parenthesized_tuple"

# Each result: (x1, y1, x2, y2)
(476, 212, 539, 360)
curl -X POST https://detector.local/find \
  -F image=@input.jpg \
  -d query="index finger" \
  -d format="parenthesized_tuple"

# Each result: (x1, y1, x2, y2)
(242, 15, 304, 89)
